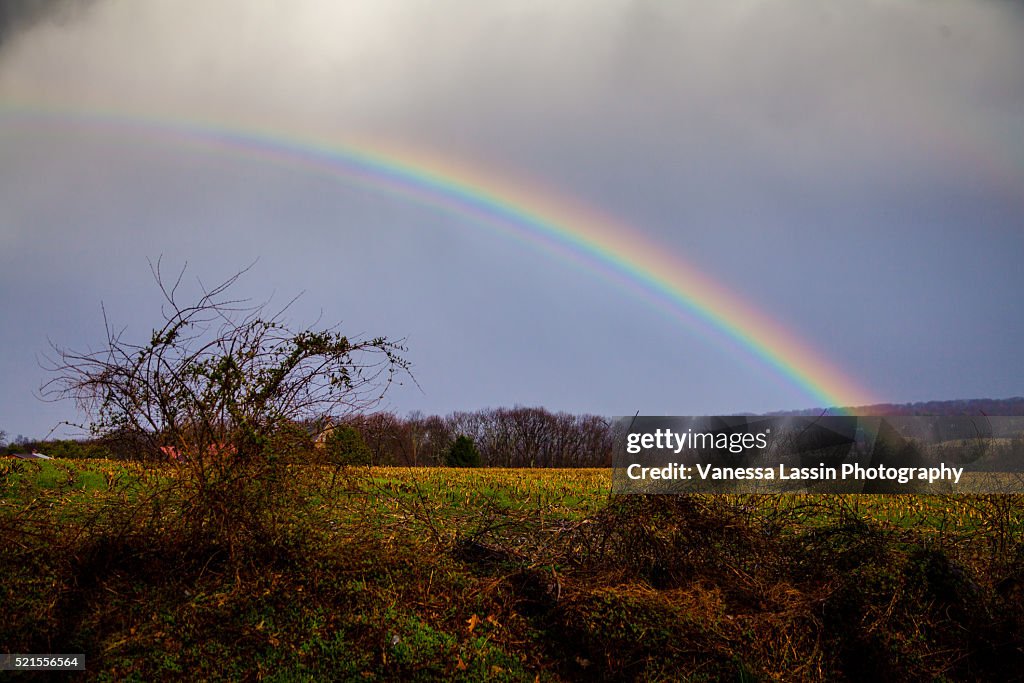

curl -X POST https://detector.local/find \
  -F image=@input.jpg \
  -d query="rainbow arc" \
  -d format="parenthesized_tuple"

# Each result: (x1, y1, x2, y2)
(0, 102, 877, 410)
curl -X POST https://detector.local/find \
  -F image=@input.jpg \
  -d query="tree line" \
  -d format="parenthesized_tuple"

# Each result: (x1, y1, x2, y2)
(5, 407, 615, 468)
(339, 406, 614, 468)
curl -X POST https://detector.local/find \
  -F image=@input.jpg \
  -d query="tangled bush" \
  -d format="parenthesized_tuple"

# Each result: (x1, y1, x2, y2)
(43, 261, 410, 560)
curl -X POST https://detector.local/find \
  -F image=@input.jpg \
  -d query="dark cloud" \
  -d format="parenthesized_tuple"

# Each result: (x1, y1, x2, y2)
(1, 1, 1022, 437)
(0, 0, 93, 48)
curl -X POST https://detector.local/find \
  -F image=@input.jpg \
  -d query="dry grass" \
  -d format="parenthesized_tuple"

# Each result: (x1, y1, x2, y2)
(2, 460, 1023, 681)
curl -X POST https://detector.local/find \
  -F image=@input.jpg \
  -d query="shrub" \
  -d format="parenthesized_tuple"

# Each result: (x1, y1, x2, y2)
(42, 261, 410, 561)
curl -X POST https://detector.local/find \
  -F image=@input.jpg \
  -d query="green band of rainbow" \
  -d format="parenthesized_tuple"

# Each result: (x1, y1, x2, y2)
(1, 102, 877, 411)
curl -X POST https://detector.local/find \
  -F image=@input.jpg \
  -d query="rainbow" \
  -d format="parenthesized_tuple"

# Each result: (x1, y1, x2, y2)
(0, 102, 877, 410)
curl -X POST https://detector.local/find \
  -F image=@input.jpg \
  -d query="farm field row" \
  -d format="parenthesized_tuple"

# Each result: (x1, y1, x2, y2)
(6, 457, 1019, 533)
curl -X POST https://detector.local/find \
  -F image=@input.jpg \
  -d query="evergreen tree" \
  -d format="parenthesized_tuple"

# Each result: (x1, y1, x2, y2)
(324, 424, 373, 466)
(446, 435, 481, 468)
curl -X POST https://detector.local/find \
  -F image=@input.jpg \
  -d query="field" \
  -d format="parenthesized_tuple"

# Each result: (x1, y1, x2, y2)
(2, 458, 1024, 681)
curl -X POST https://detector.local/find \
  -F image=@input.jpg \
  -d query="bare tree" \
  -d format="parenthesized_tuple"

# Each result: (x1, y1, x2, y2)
(350, 411, 403, 466)
(41, 260, 411, 556)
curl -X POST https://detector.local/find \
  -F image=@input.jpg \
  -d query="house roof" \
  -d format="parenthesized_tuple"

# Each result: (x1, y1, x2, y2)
(12, 452, 51, 459)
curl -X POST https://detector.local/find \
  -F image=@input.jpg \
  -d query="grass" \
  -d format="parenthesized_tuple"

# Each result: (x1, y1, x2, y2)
(2, 458, 1023, 681)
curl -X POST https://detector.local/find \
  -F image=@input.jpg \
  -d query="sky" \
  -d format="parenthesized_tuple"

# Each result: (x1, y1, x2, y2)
(1, 0, 1023, 440)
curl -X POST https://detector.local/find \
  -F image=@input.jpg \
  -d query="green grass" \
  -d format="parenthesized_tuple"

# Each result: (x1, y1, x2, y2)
(2, 458, 1023, 681)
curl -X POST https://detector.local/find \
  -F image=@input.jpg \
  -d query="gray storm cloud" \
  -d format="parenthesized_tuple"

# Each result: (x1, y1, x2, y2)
(1, 1, 1023, 438)
(2, 0, 1022, 158)
(2, 0, 1023, 250)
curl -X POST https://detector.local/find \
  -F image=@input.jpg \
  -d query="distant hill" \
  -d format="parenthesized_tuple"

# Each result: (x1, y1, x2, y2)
(771, 397, 1024, 417)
